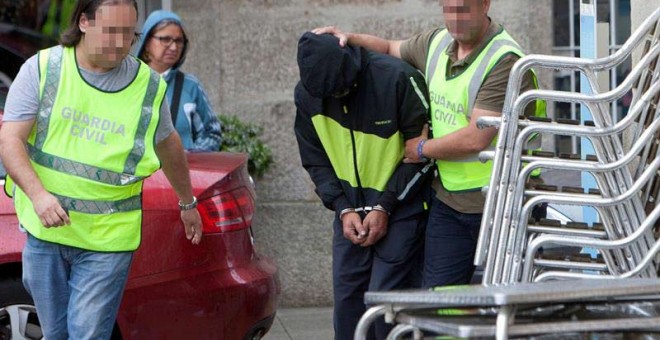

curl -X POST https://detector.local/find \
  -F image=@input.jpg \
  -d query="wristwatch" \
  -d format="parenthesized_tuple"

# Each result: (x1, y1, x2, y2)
(178, 196, 198, 210)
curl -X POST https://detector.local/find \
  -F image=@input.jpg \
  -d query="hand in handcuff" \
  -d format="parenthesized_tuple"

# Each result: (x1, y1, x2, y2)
(361, 208, 388, 247)
(340, 206, 389, 246)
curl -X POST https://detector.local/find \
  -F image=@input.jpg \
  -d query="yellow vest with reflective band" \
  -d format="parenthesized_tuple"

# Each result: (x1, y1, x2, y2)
(426, 29, 546, 192)
(12, 46, 165, 252)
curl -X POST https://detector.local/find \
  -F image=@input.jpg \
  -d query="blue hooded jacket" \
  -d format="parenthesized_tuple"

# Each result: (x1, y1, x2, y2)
(134, 10, 221, 152)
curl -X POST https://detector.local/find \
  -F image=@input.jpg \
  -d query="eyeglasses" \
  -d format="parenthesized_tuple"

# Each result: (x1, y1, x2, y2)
(151, 35, 187, 47)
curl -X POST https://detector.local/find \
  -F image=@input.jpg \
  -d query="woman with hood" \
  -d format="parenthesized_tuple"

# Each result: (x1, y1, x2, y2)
(136, 10, 221, 152)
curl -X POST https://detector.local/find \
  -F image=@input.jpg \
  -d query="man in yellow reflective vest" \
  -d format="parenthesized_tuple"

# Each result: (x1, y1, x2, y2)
(314, 0, 546, 288)
(0, 1, 202, 339)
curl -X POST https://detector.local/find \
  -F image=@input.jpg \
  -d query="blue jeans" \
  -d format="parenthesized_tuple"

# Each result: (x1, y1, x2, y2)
(333, 213, 425, 340)
(22, 233, 133, 340)
(423, 197, 482, 288)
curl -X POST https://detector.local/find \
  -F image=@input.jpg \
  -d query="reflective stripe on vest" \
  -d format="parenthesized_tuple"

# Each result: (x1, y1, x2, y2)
(34, 45, 63, 150)
(53, 193, 142, 214)
(14, 46, 165, 251)
(28, 144, 143, 185)
(426, 29, 545, 191)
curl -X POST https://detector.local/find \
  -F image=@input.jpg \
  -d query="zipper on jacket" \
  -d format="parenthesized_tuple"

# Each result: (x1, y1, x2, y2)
(344, 104, 367, 208)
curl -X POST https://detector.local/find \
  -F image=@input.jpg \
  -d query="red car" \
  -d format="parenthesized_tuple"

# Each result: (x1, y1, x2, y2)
(0, 25, 279, 340)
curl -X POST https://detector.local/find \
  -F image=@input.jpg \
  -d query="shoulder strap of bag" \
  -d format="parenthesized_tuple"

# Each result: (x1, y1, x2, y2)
(170, 71, 185, 125)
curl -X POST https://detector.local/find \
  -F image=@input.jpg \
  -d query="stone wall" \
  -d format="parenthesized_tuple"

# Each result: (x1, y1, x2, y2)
(631, 0, 660, 63)
(172, 0, 553, 307)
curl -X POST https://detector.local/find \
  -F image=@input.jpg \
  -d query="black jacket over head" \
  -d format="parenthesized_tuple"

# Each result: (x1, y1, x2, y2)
(294, 32, 433, 221)
(297, 32, 362, 98)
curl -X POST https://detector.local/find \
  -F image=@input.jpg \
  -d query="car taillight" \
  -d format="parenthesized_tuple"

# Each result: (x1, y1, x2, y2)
(198, 187, 254, 233)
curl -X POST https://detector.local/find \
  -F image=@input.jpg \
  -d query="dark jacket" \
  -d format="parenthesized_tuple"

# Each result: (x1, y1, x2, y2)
(294, 32, 432, 221)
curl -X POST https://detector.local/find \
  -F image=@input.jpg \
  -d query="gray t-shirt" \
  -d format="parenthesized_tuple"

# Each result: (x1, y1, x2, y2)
(3, 46, 174, 143)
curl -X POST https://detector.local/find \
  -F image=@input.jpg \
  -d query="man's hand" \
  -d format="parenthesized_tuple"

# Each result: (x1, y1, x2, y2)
(156, 133, 202, 245)
(181, 209, 203, 245)
(361, 210, 388, 247)
(404, 124, 429, 163)
(311, 26, 349, 47)
(341, 212, 366, 245)
(32, 191, 70, 228)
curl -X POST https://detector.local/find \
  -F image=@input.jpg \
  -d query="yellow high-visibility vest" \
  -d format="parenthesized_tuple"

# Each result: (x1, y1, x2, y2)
(426, 28, 546, 191)
(12, 46, 166, 251)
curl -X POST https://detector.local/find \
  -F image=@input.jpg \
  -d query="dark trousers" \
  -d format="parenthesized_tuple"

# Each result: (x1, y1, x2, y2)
(332, 213, 426, 340)
(423, 197, 482, 287)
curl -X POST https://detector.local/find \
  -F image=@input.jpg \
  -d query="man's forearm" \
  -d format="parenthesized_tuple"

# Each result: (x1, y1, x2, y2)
(0, 121, 47, 199)
(1, 139, 46, 197)
(305, 165, 351, 211)
(347, 33, 403, 58)
(420, 107, 501, 160)
(155, 132, 194, 203)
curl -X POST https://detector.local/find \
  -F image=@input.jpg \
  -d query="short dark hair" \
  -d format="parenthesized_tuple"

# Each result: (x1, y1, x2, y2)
(60, 0, 139, 47)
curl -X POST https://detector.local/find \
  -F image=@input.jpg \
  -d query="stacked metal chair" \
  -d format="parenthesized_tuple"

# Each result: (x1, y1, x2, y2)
(354, 8, 660, 340)
(476, 6, 660, 285)
(355, 278, 660, 340)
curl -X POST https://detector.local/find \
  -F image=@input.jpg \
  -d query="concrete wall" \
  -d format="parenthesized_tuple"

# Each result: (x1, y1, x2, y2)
(631, 0, 660, 63)
(631, 0, 659, 32)
(172, 0, 553, 307)
(623, 1, 659, 166)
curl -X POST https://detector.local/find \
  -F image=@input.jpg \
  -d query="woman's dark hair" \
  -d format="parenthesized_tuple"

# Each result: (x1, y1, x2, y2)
(60, 0, 139, 47)
(139, 19, 189, 67)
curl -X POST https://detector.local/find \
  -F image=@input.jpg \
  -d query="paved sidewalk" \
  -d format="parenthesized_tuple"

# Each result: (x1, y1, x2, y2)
(263, 307, 334, 340)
